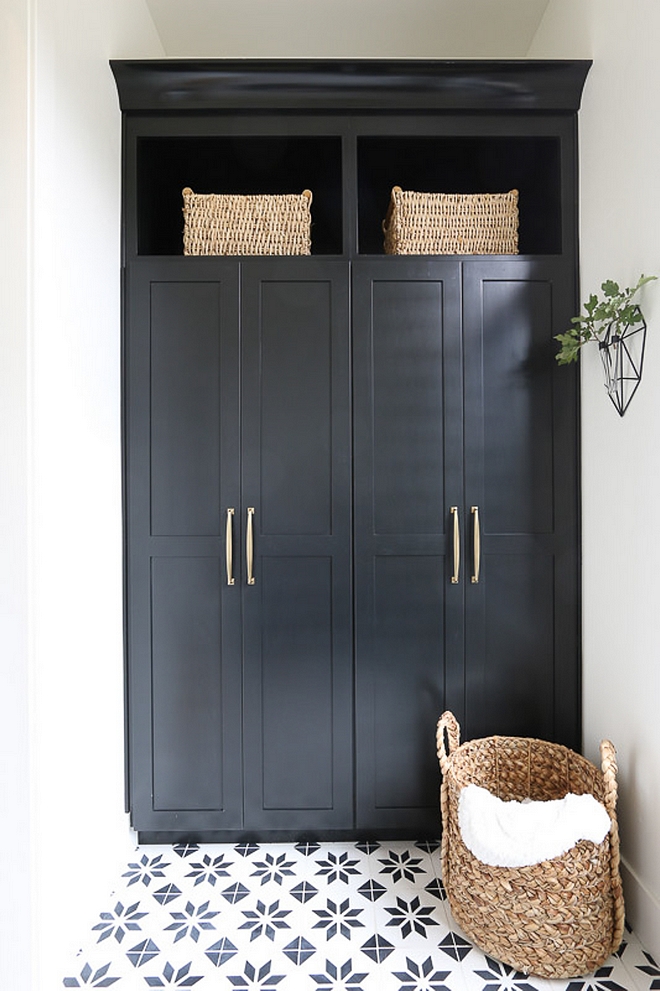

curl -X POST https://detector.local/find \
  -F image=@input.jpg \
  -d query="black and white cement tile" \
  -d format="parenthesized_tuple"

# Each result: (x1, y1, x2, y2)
(62, 841, 657, 991)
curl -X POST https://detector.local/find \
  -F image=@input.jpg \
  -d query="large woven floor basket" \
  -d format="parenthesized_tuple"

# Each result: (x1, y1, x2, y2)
(383, 186, 519, 255)
(436, 712, 624, 979)
(182, 187, 312, 256)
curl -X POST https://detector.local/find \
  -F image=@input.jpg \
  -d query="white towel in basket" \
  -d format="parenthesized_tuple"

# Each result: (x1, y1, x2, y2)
(458, 783, 611, 868)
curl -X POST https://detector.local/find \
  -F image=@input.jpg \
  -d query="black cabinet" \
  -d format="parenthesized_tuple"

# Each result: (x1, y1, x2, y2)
(352, 257, 579, 834)
(113, 60, 589, 842)
(126, 258, 352, 837)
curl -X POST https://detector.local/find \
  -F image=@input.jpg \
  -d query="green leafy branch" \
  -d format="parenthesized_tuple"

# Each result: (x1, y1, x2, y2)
(555, 273, 656, 365)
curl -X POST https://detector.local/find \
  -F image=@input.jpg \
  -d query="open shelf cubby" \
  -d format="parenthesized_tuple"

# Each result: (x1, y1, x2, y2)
(134, 132, 563, 257)
(136, 135, 344, 256)
(357, 135, 562, 255)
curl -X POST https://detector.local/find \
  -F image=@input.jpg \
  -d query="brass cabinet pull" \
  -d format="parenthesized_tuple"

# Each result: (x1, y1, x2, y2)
(246, 507, 255, 585)
(450, 506, 460, 584)
(471, 506, 481, 584)
(225, 508, 235, 586)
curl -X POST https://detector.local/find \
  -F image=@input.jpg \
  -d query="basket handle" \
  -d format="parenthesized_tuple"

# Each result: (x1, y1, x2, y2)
(436, 711, 461, 775)
(600, 738, 625, 955)
(382, 185, 403, 234)
(600, 739, 618, 818)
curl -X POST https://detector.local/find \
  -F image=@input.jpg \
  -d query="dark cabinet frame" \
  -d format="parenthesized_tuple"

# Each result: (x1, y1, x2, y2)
(113, 60, 590, 843)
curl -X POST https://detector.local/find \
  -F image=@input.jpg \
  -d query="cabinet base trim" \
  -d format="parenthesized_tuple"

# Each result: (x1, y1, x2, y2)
(138, 827, 442, 845)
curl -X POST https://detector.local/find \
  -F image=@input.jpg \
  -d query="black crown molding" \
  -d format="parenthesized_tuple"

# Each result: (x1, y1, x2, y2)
(110, 59, 591, 114)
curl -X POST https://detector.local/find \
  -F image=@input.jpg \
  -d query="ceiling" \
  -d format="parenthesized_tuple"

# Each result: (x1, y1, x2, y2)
(144, 0, 551, 59)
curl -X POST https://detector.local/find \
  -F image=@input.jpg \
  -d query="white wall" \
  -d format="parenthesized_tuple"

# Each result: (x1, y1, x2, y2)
(529, 0, 660, 960)
(9, 1, 164, 988)
(0, 1, 31, 987)
(145, 0, 548, 58)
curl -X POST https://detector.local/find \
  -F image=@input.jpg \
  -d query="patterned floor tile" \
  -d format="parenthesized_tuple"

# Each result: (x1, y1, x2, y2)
(614, 927, 660, 991)
(373, 891, 449, 948)
(385, 947, 469, 991)
(459, 954, 548, 991)
(62, 842, 657, 991)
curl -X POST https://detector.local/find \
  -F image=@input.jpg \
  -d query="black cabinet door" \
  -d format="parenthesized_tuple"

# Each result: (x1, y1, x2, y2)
(352, 259, 464, 833)
(352, 257, 580, 835)
(127, 258, 353, 836)
(241, 260, 354, 830)
(125, 258, 244, 834)
(462, 258, 580, 749)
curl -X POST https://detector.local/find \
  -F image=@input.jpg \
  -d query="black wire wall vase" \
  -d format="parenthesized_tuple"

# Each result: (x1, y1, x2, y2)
(598, 304, 647, 416)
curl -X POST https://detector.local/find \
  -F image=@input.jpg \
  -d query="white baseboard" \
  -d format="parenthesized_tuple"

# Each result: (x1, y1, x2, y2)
(621, 856, 660, 962)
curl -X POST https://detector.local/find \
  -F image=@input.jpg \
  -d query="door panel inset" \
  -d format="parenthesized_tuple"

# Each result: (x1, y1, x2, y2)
(260, 281, 332, 536)
(151, 556, 224, 811)
(373, 555, 445, 811)
(261, 556, 334, 811)
(481, 279, 554, 535)
(150, 282, 222, 537)
(371, 281, 445, 536)
(467, 552, 555, 740)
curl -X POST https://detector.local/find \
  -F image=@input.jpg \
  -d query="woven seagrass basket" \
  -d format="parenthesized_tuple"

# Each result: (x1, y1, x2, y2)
(436, 711, 624, 979)
(383, 186, 519, 255)
(182, 187, 312, 256)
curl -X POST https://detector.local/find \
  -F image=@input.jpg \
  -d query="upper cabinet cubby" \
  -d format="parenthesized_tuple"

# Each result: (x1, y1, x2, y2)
(113, 60, 591, 261)
(136, 134, 344, 255)
(357, 135, 561, 256)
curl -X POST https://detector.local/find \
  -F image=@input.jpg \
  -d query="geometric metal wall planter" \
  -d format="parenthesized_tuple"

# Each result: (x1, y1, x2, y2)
(555, 275, 656, 414)
(598, 304, 647, 416)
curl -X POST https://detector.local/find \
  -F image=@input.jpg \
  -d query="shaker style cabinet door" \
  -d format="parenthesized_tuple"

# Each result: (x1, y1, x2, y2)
(125, 258, 244, 834)
(241, 260, 353, 831)
(461, 258, 580, 750)
(352, 259, 464, 833)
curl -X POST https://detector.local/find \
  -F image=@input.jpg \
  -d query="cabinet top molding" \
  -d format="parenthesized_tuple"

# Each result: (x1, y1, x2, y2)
(110, 59, 591, 114)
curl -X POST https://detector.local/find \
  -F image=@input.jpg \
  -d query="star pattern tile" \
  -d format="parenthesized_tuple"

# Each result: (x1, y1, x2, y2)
(62, 841, 657, 991)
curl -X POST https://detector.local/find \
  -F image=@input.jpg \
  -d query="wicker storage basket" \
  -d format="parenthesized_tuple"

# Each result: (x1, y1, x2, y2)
(436, 711, 624, 979)
(383, 186, 519, 255)
(182, 187, 312, 256)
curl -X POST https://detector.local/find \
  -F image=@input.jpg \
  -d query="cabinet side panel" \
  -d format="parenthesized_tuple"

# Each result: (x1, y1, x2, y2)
(151, 556, 224, 811)
(150, 282, 221, 536)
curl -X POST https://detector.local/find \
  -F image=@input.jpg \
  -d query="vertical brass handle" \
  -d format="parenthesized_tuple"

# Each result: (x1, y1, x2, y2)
(471, 506, 481, 584)
(450, 506, 460, 584)
(226, 508, 235, 586)
(246, 507, 255, 585)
